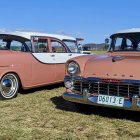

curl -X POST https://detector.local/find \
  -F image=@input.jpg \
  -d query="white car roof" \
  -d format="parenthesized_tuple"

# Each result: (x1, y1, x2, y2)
(0, 31, 76, 41)
(116, 28, 140, 34)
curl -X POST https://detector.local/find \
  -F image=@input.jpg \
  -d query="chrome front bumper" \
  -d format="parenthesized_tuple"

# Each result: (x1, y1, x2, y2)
(63, 91, 140, 111)
(63, 76, 140, 111)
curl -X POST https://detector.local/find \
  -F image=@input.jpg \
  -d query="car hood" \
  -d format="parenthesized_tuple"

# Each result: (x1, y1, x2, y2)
(0, 50, 13, 54)
(0, 50, 22, 55)
(83, 53, 140, 80)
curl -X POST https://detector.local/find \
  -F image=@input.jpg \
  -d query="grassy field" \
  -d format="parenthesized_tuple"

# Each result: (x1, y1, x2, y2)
(0, 84, 140, 140)
(1, 51, 140, 140)
(91, 50, 106, 54)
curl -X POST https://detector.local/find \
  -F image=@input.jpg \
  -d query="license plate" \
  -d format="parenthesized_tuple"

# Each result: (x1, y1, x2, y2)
(97, 95, 124, 107)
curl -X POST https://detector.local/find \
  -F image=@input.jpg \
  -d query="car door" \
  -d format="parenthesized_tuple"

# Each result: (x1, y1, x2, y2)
(31, 37, 56, 85)
(50, 39, 84, 81)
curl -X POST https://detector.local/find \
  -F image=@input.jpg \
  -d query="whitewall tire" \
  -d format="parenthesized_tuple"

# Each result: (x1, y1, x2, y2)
(0, 73, 19, 99)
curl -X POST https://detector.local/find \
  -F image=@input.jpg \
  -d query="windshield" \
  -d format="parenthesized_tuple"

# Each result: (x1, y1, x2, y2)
(63, 40, 79, 53)
(109, 33, 140, 52)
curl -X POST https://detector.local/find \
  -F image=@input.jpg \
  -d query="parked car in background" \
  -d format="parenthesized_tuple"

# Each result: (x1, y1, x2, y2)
(79, 45, 91, 54)
(63, 28, 140, 111)
(0, 31, 86, 99)
(76, 38, 91, 54)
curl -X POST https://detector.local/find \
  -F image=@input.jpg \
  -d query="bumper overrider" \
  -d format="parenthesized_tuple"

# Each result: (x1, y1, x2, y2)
(63, 75, 140, 111)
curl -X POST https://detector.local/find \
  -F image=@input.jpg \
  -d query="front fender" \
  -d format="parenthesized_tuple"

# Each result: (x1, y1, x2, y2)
(66, 54, 101, 75)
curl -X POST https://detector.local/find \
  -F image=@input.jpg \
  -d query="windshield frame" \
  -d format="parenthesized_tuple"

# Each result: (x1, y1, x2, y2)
(62, 39, 80, 53)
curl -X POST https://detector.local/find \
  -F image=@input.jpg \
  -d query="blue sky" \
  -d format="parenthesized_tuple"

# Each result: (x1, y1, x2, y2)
(0, 0, 140, 43)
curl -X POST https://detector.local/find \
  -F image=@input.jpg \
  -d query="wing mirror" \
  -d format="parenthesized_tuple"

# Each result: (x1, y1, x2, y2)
(105, 38, 110, 44)
(104, 38, 111, 51)
(78, 44, 82, 51)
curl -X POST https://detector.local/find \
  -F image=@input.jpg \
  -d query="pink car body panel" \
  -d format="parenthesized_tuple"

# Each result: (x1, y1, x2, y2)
(0, 31, 85, 90)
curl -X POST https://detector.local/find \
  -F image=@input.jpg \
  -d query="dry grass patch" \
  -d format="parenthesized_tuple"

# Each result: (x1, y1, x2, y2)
(0, 84, 140, 140)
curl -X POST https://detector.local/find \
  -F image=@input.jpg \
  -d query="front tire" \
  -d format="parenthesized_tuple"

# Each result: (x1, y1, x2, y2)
(0, 73, 19, 99)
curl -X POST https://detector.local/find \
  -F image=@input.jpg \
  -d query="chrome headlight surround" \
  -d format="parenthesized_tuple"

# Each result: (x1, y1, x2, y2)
(67, 61, 80, 75)
(64, 79, 73, 89)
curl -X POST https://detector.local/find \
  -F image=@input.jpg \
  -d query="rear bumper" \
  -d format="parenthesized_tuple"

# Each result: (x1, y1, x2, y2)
(63, 91, 140, 111)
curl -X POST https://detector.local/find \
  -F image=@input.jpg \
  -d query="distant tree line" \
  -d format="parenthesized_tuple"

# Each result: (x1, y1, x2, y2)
(83, 43, 109, 51)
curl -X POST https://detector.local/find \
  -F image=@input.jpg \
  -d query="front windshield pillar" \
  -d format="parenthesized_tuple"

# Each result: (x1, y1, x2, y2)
(63, 40, 80, 53)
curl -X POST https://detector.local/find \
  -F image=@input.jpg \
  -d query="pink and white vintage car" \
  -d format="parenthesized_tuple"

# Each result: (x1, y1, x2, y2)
(0, 31, 85, 99)
(63, 28, 140, 111)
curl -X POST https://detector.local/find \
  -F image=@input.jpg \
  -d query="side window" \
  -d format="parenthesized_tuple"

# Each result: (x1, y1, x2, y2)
(10, 41, 25, 51)
(51, 40, 66, 53)
(137, 43, 140, 51)
(114, 38, 122, 51)
(125, 39, 133, 50)
(114, 38, 133, 51)
(34, 38, 48, 53)
(0, 40, 7, 50)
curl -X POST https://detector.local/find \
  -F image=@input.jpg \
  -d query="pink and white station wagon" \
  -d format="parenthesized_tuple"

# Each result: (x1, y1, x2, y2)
(0, 31, 85, 99)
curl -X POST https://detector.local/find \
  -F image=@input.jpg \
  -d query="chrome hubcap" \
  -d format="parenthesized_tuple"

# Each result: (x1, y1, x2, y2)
(0, 74, 18, 98)
(2, 79, 12, 93)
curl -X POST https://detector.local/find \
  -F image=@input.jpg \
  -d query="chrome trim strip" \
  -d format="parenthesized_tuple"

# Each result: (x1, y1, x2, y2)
(63, 92, 140, 111)
(64, 75, 140, 111)
(65, 75, 140, 85)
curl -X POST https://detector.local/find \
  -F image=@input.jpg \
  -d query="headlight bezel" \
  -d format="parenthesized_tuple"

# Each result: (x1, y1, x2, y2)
(64, 79, 73, 89)
(67, 61, 80, 75)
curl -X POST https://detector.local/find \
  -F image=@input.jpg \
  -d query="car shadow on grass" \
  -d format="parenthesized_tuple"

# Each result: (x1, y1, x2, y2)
(19, 83, 64, 95)
(51, 95, 140, 122)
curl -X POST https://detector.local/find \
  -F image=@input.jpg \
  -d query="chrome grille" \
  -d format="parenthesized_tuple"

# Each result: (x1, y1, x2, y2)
(73, 81, 140, 98)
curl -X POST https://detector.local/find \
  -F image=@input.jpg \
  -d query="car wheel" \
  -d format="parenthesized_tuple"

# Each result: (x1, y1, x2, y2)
(0, 73, 19, 99)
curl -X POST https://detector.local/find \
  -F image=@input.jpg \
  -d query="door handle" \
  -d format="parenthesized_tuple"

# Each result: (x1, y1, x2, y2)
(50, 54, 55, 57)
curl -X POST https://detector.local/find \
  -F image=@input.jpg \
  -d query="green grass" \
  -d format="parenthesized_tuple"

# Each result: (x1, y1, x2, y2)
(91, 50, 106, 54)
(0, 84, 140, 140)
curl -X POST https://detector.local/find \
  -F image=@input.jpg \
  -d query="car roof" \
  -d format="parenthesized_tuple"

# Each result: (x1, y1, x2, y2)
(116, 28, 140, 34)
(0, 31, 76, 41)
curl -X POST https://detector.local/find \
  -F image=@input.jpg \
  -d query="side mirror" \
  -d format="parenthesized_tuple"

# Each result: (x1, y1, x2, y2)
(105, 38, 109, 44)
(78, 44, 82, 51)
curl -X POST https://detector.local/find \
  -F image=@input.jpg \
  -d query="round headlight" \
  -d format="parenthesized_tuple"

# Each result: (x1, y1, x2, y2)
(64, 79, 73, 89)
(67, 61, 80, 75)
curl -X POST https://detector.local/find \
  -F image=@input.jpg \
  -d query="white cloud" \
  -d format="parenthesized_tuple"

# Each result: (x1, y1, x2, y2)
(0, 28, 7, 33)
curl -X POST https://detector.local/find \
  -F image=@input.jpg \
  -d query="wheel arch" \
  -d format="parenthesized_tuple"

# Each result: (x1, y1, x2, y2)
(1, 71, 23, 89)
